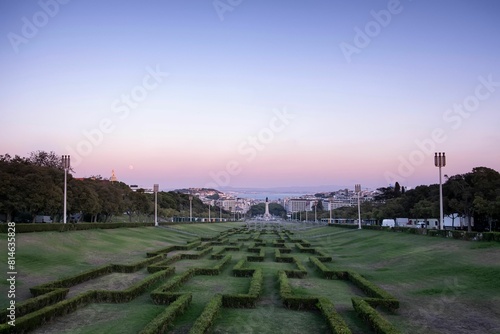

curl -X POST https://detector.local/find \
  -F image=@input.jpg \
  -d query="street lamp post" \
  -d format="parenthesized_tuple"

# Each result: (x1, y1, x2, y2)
(208, 202, 211, 222)
(435, 152, 446, 230)
(189, 195, 193, 222)
(329, 199, 332, 224)
(355, 184, 361, 229)
(314, 200, 317, 222)
(62, 155, 70, 224)
(154, 184, 159, 226)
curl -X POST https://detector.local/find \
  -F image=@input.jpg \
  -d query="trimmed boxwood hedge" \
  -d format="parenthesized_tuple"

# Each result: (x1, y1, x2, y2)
(317, 297, 352, 334)
(223, 268, 263, 308)
(189, 294, 223, 334)
(140, 293, 192, 334)
(309, 256, 336, 279)
(0, 288, 68, 320)
(346, 272, 398, 309)
(352, 297, 400, 334)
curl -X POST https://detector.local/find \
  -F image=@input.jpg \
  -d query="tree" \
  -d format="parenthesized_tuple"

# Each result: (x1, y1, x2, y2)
(314, 200, 324, 211)
(410, 199, 437, 224)
(28, 150, 73, 171)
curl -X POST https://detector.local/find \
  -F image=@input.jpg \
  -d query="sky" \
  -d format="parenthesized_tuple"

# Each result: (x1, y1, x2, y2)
(1, 0, 499, 191)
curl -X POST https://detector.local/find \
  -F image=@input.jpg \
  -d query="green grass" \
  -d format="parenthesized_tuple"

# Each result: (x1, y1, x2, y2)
(1, 223, 499, 334)
(33, 294, 165, 334)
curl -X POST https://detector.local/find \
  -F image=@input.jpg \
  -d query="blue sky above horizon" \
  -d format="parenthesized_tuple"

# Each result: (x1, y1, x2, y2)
(1, 0, 499, 191)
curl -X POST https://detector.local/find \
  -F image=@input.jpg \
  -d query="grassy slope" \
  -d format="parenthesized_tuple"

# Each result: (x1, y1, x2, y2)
(1, 223, 499, 333)
(299, 226, 500, 334)
(0, 223, 242, 306)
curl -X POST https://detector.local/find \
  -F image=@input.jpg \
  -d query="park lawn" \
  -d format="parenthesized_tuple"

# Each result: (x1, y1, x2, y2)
(312, 226, 500, 334)
(0, 225, 239, 307)
(1, 222, 499, 333)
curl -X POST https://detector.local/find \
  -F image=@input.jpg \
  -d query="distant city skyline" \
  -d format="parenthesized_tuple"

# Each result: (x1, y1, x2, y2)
(1, 1, 499, 191)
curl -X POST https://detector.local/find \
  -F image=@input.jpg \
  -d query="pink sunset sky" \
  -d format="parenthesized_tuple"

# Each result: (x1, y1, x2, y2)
(1, 1, 499, 191)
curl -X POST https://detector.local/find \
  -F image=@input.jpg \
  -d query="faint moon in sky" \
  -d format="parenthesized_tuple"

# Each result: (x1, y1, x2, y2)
(129, 165, 134, 170)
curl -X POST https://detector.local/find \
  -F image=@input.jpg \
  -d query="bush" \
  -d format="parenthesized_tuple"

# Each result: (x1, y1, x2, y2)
(347, 272, 398, 308)
(140, 293, 192, 334)
(189, 294, 223, 334)
(317, 297, 352, 334)
(483, 232, 500, 242)
(352, 297, 400, 334)
(309, 256, 335, 279)
(0, 288, 68, 320)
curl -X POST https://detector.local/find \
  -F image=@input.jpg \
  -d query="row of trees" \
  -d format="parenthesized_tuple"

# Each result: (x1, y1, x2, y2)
(1, 152, 498, 230)
(303, 167, 500, 231)
(0, 152, 231, 223)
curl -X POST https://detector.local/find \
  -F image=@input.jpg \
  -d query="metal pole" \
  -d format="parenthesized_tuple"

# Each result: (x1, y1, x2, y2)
(189, 196, 193, 222)
(314, 201, 317, 222)
(355, 184, 361, 229)
(329, 200, 332, 224)
(154, 184, 159, 226)
(62, 155, 70, 224)
(208, 203, 211, 222)
(435, 152, 446, 230)
(439, 166, 443, 230)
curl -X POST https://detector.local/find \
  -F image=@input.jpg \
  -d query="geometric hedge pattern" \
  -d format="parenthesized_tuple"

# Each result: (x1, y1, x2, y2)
(0, 225, 401, 333)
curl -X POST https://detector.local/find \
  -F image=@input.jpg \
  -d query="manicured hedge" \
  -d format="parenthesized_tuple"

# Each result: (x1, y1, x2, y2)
(195, 255, 231, 276)
(483, 232, 500, 241)
(30, 265, 113, 296)
(315, 249, 333, 262)
(140, 293, 192, 334)
(232, 259, 255, 277)
(295, 243, 316, 253)
(352, 297, 400, 334)
(247, 248, 265, 262)
(223, 268, 263, 308)
(196, 242, 213, 250)
(93, 268, 174, 303)
(112, 254, 164, 273)
(278, 270, 317, 310)
(317, 297, 352, 334)
(347, 272, 399, 309)
(189, 294, 223, 334)
(0, 288, 68, 320)
(309, 256, 336, 279)
(153, 269, 196, 296)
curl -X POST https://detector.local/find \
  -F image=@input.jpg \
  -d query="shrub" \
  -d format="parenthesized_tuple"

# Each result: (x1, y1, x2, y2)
(483, 232, 500, 242)
(189, 294, 223, 334)
(140, 293, 192, 334)
(352, 297, 400, 334)
(347, 272, 398, 309)
(317, 297, 352, 334)
(0, 288, 68, 320)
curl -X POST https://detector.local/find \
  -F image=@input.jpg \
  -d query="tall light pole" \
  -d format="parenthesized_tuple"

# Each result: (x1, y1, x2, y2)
(62, 155, 70, 224)
(189, 195, 193, 222)
(355, 184, 361, 229)
(208, 202, 211, 222)
(435, 152, 446, 230)
(329, 199, 332, 224)
(154, 184, 159, 226)
(314, 200, 317, 222)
